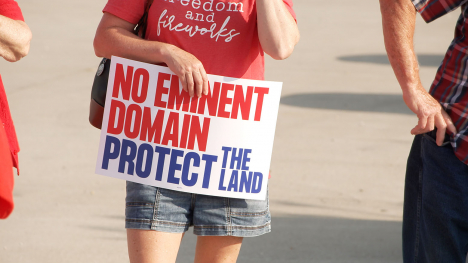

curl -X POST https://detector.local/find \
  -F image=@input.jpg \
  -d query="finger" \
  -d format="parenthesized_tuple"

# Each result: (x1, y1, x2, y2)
(426, 115, 435, 132)
(179, 73, 188, 93)
(199, 67, 209, 96)
(411, 116, 434, 135)
(192, 70, 203, 98)
(441, 110, 457, 135)
(411, 125, 427, 135)
(412, 115, 428, 135)
(186, 72, 195, 97)
(411, 118, 427, 135)
(434, 114, 447, 146)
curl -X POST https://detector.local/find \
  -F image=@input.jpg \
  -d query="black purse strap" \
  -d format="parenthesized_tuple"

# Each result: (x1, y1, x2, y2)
(134, 0, 155, 38)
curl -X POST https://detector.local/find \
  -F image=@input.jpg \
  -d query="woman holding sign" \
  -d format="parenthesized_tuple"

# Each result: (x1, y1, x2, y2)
(94, 0, 299, 262)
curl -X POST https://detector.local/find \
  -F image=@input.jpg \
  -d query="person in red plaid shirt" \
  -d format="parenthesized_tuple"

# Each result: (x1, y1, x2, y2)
(380, 0, 468, 261)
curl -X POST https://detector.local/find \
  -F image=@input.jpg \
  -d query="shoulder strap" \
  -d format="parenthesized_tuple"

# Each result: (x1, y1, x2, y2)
(135, 0, 154, 38)
(146, 0, 155, 12)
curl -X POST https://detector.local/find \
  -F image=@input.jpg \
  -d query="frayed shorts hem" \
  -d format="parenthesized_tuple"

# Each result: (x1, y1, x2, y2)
(193, 222, 271, 237)
(125, 219, 271, 237)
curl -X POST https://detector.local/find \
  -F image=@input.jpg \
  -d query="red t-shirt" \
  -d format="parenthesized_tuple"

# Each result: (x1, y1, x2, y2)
(0, 0, 24, 219)
(0, 0, 24, 20)
(103, 0, 296, 80)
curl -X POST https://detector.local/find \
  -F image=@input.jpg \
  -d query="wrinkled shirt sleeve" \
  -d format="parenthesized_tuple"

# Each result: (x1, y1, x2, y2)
(0, 0, 24, 21)
(411, 0, 468, 22)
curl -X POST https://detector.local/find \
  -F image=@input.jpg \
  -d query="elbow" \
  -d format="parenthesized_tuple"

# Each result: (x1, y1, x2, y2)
(268, 37, 299, 60)
(266, 32, 300, 60)
(10, 45, 29, 62)
(18, 30, 32, 58)
(0, 21, 31, 62)
(270, 48, 294, 60)
(93, 35, 104, 58)
(93, 27, 109, 58)
(18, 23, 32, 57)
(16, 46, 29, 61)
(9, 30, 32, 62)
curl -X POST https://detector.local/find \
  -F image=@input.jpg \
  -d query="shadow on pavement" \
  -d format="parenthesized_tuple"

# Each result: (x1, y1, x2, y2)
(280, 93, 413, 115)
(178, 215, 402, 263)
(337, 54, 444, 67)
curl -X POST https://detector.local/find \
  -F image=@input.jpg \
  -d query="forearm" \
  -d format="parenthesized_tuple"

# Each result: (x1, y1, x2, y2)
(256, 0, 299, 60)
(94, 24, 172, 65)
(0, 15, 31, 62)
(379, 0, 457, 141)
(380, 0, 420, 93)
(94, 13, 209, 97)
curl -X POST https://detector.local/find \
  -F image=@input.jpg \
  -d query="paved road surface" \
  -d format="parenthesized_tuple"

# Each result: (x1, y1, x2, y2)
(0, 0, 460, 262)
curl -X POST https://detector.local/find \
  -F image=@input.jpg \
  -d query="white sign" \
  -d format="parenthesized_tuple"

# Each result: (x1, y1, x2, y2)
(95, 56, 282, 200)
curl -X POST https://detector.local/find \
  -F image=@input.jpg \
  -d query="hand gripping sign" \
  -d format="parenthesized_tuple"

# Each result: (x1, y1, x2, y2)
(95, 56, 282, 200)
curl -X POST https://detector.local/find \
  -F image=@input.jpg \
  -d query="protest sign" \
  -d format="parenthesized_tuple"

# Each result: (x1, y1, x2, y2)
(95, 56, 282, 200)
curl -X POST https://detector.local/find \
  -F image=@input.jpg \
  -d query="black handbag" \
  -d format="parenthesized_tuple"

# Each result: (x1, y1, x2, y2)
(89, 0, 154, 129)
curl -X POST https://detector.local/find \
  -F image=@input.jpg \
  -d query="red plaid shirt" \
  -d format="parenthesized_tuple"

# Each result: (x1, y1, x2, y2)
(412, 0, 468, 164)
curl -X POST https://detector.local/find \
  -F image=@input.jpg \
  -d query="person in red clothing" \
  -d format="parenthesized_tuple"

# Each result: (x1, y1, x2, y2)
(0, 0, 32, 219)
(94, 0, 299, 262)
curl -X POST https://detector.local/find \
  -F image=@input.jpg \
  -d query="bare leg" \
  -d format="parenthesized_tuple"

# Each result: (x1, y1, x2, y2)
(194, 236, 243, 263)
(127, 229, 184, 263)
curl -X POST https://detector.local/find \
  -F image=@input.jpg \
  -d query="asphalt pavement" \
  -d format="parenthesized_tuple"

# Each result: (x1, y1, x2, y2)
(0, 0, 461, 262)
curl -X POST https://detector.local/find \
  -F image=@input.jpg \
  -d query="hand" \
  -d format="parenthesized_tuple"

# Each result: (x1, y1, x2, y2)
(162, 45, 208, 98)
(403, 85, 457, 146)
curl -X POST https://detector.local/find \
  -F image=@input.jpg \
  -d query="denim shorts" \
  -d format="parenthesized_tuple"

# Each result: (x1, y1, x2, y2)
(125, 181, 271, 237)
